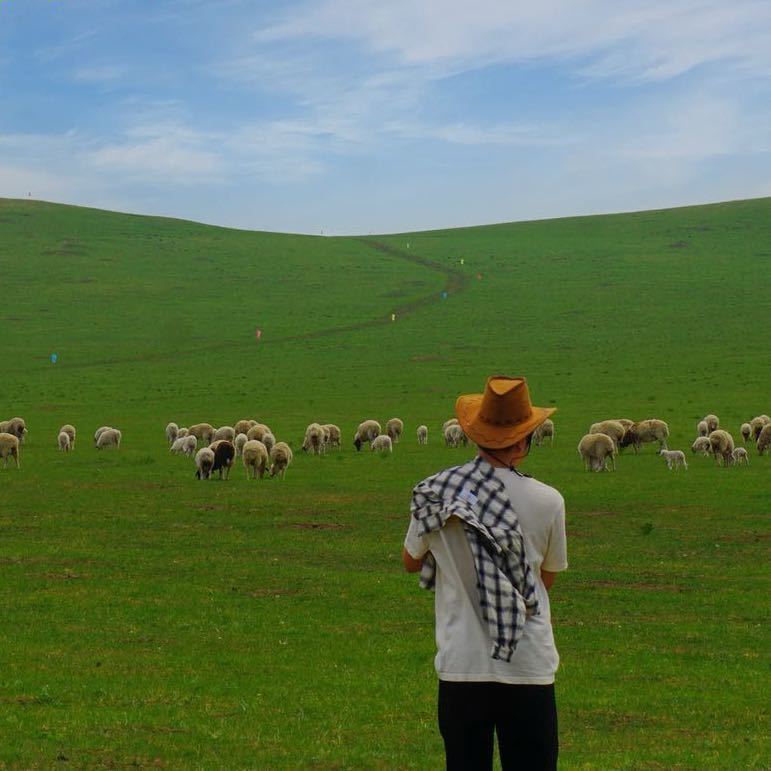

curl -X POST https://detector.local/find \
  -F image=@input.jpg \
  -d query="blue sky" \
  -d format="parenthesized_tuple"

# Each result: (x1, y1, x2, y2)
(1, 0, 770, 234)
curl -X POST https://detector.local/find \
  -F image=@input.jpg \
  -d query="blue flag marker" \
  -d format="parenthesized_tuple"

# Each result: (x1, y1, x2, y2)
(51, 353, 58, 364)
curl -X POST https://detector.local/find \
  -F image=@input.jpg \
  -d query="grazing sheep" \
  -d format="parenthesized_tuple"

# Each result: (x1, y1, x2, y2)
(188, 423, 215, 445)
(386, 418, 404, 443)
(194, 447, 215, 479)
(691, 436, 712, 456)
(96, 428, 122, 450)
(246, 423, 272, 442)
(353, 420, 381, 451)
(589, 420, 625, 449)
(757, 424, 771, 456)
(578, 433, 616, 472)
(0, 433, 20, 468)
(750, 415, 771, 441)
(209, 440, 236, 480)
(303, 422, 325, 454)
(165, 422, 179, 445)
(731, 447, 750, 466)
(0, 417, 27, 441)
(233, 419, 256, 437)
(242, 439, 269, 479)
(59, 424, 76, 449)
(269, 442, 293, 479)
(417, 425, 428, 445)
(619, 419, 669, 453)
(213, 425, 235, 443)
(444, 423, 465, 448)
(371, 434, 393, 453)
(740, 423, 752, 444)
(322, 423, 341, 449)
(57, 431, 71, 452)
(703, 414, 719, 433)
(176, 427, 189, 439)
(659, 449, 688, 471)
(261, 431, 276, 454)
(94, 426, 112, 445)
(442, 418, 459, 433)
(614, 419, 635, 431)
(708, 429, 734, 466)
(696, 420, 709, 437)
(532, 418, 554, 447)
(182, 435, 197, 456)
(234, 433, 248, 457)
(170, 436, 187, 454)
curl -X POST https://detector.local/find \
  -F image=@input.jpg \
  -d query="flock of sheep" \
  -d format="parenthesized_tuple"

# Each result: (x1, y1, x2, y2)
(1, 411, 770, 476)
(576, 413, 771, 472)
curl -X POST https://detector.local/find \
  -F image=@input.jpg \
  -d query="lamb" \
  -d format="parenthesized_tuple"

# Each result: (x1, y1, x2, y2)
(165, 422, 179, 445)
(261, 431, 276, 454)
(95, 428, 122, 450)
(750, 415, 770, 441)
(170, 436, 188, 454)
(532, 418, 554, 447)
(182, 435, 197, 456)
(371, 434, 393, 453)
(703, 414, 719, 433)
(619, 419, 669, 453)
(57, 431, 71, 452)
(194, 447, 215, 479)
(188, 423, 215, 445)
(243, 439, 269, 479)
(0, 417, 27, 441)
(696, 420, 709, 437)
(740, 423, 752, 444)
(731, 447, 750, 466)
(353, 420, 381, 451)
(386, 418, 404, 443)
(246, 423, 272, 442)
(302, 422, 325, 454)
(209, 439, 236, 480)
(269, 442, 293, 479)
(0, 433, 20, 468)
(691, 437, 712, 456)
(757, 423, 771, 456)
(659, 449, 688, 471)
(59, 424, 76, 449)
(234, 433, 248, 457)
(589, 420, 625, 449)
(578, 433, 616, 472)
(176, 427, 189, 439)
(322, 424, 341, 449)
(417, 425, 428, 445)
(213, 425, 235, 443)
(444, 423, 465, 448)
(708, 429, 734, 466)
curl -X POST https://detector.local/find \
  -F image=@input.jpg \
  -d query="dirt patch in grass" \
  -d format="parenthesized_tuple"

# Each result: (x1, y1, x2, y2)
(580, 510, 620, 517)
(283, 522, 348, 531)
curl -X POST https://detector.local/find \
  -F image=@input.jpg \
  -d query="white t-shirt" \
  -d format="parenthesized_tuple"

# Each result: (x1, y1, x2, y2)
(404, 467, 568, 684)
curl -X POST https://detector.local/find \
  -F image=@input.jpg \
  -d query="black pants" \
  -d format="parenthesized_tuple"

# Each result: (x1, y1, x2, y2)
(438, 680, 558, 771)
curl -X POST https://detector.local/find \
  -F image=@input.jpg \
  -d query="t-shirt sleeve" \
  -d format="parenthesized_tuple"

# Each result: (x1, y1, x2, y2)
(404, 515, 430, 560)
(541, 494, 568, 572)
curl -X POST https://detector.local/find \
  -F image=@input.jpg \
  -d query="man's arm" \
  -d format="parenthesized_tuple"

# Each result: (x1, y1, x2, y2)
(403, 547, 425, 573)
(541, 569, 557, 591)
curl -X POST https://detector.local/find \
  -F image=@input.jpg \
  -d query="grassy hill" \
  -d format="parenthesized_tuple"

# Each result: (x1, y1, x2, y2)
(1, 197, 769, 768)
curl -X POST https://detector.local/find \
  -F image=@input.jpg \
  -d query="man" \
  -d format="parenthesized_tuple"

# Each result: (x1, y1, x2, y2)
(403, 376, 567, 770)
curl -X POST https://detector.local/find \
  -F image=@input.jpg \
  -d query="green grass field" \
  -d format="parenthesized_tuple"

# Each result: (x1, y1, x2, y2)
(1, 196, 769, 769)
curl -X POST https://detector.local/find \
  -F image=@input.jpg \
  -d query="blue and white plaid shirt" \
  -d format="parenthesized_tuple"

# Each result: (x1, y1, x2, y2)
(410, 456, 539, 662)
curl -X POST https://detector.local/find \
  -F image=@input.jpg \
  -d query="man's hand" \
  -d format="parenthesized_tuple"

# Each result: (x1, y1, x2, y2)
(403, 547, 425, 573)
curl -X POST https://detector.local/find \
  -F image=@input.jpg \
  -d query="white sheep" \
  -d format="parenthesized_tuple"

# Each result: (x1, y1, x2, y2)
(589, 420, 625, 449)
(59, 424, 76, 449)
(96, 428, 122, 450)
(354, 420, 381, 451)
(417, 425, 428, 445)
(0, 417, 27, 441)
(757, 424, 771, 456)
(234, 433, 248, 458)
(442, 418, 459, 433)
(303, 423, 326, 454)
(188, 423, 215, 445)
(176, 427, 189, 438)
(444, 423, 465, 448)
(213, 425, 235, 443)
(182, 435, 197, 456)
(93, 426, 112, 445)
(619, 419, 669, 453)
(750, 415, 770, 442)
(696, 420, 709, 437)
(740, 423, 752, 444)
(57, 431, 71, 452)
(614, 418, 635, 431)
(691, 437, 712, 456)
(703, 414, 720, 433)
(269, 442, 293, 479)
(708, 429, 734, 466)
(0, 433, 20, 468)
(533, 418, 554, 447)
(371, 434, 393, 453)
(242, 439, 269, 479)
(246, 423, 272, 442)
(170, 436, 188, 455)
(261, 431, 276, 454)
(322, 424, 341, 449)
(386, 418, 404, 443)
(234, 419, 256, 437)
(659, 449, 688, 471)
(194, 447, 215, 479)
(731, 447, 750, 466)
(578, 433, 616, 472)
(165, 422, 179, 445)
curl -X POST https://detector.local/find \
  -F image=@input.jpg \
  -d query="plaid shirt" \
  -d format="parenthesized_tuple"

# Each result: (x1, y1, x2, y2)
(410, 456, 539, 662)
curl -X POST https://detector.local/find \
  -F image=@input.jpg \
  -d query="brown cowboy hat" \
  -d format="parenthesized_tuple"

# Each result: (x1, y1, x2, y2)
(455, 376, 556, 450)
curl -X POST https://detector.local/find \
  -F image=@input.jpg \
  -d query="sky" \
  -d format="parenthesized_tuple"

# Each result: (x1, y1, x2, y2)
(1, 0, 770, 235)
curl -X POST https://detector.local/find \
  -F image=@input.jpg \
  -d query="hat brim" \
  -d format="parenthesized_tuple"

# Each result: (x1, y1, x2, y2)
(455, 395, 556, 450)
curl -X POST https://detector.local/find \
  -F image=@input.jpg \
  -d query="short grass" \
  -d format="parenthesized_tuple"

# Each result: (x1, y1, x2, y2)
(0, 197, 769, 768)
